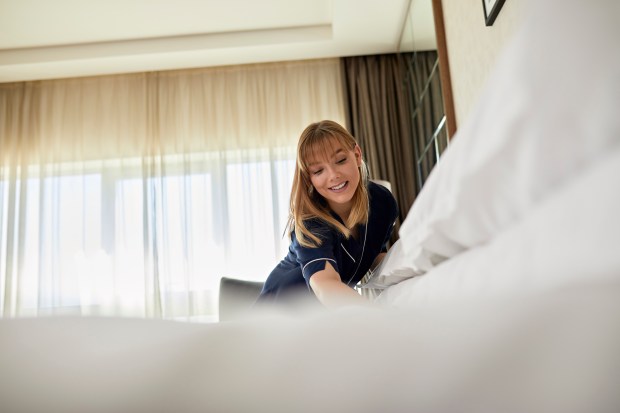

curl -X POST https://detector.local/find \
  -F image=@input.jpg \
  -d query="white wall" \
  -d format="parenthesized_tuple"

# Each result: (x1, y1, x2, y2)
(441, 0, 523, 127)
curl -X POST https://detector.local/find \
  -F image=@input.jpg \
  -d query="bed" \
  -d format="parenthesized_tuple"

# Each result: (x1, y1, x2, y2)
(1, 0, 619, 412)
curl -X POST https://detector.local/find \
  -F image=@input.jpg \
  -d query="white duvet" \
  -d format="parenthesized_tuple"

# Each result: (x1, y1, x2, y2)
(1, 0, 620, 412)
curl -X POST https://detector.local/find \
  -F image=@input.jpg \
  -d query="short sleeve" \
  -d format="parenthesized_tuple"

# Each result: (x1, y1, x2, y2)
(380, 224, 396, 253)
(369, 181, 399, 253)
(380, 204, 397, 253)
(291, 220, 339, 283)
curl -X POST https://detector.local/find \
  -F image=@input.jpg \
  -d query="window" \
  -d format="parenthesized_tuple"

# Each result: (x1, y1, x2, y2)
(0, 147, 296, 320)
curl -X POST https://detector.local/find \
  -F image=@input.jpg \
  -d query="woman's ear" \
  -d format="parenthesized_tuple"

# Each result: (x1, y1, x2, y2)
(354, 145, 363, 167)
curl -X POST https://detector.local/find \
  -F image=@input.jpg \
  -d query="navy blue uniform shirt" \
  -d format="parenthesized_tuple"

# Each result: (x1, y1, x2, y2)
(257, 181, 398, 307)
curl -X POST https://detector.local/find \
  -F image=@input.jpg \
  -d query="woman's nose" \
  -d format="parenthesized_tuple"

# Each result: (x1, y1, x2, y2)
(326, 166, 340, 180)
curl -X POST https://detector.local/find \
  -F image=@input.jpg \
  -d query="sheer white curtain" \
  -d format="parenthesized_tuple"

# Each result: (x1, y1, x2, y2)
(0, 59, 346, 320)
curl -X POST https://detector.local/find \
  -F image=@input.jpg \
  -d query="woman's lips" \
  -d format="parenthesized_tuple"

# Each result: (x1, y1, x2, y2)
(330, 181, 348, 192)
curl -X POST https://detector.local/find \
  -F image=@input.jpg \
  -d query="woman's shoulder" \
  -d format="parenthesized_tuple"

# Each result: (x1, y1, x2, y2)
(301, 216, 333, 232)
(368, 181, 397, 208)
(291, 216, 338, 247)
(368, 180, 390, 194)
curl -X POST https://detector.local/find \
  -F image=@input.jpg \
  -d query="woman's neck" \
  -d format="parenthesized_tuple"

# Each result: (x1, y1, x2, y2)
(330, 202, 352, 225)
(329, 203, 359, 239)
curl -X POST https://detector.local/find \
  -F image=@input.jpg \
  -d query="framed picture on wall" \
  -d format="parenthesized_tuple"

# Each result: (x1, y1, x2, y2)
(482, 0, 506, 26)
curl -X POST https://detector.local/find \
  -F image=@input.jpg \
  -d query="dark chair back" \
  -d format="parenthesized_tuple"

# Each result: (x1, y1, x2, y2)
(218, 277, 264, 322)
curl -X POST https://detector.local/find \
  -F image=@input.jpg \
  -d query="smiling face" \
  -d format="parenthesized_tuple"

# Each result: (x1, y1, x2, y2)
(306, 138, 362, 219)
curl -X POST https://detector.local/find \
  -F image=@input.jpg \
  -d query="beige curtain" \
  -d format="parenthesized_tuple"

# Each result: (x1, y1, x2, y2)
(0, 59, 346, 320)
(341, 53, 416, 236)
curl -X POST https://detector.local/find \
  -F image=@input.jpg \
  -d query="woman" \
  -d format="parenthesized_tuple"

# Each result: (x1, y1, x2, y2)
(257, 120, 398, 310)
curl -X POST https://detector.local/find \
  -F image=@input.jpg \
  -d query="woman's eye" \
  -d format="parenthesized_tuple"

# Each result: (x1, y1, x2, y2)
(336, 158, 347, 164)
(312, 169, 323, 175)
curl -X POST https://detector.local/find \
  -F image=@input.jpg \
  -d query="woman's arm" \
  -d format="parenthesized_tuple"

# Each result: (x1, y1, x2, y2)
(309, 262, 370, 309)
(370, 252, 386, 272)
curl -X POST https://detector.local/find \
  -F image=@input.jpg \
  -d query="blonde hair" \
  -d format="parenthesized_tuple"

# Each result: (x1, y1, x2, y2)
(287, 120, 369, 248)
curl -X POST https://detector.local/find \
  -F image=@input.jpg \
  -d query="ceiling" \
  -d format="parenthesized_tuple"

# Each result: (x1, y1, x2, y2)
(0, 0, 436, 83)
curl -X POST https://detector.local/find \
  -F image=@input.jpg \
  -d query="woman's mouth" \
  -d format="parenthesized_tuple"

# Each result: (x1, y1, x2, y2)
(329, 181, 348, 192)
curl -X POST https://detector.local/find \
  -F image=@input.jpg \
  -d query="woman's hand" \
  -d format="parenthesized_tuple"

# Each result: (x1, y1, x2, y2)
(309, 262, 371, 309)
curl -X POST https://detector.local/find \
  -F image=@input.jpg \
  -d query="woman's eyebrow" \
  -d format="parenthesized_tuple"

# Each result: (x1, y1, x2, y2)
(308, 148, 345, 167)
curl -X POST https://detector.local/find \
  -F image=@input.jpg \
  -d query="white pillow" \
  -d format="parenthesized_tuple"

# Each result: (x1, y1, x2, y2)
(399, 0, 620, 272)
(359, 239, 421, 289)
(378, 140, 620, 308)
